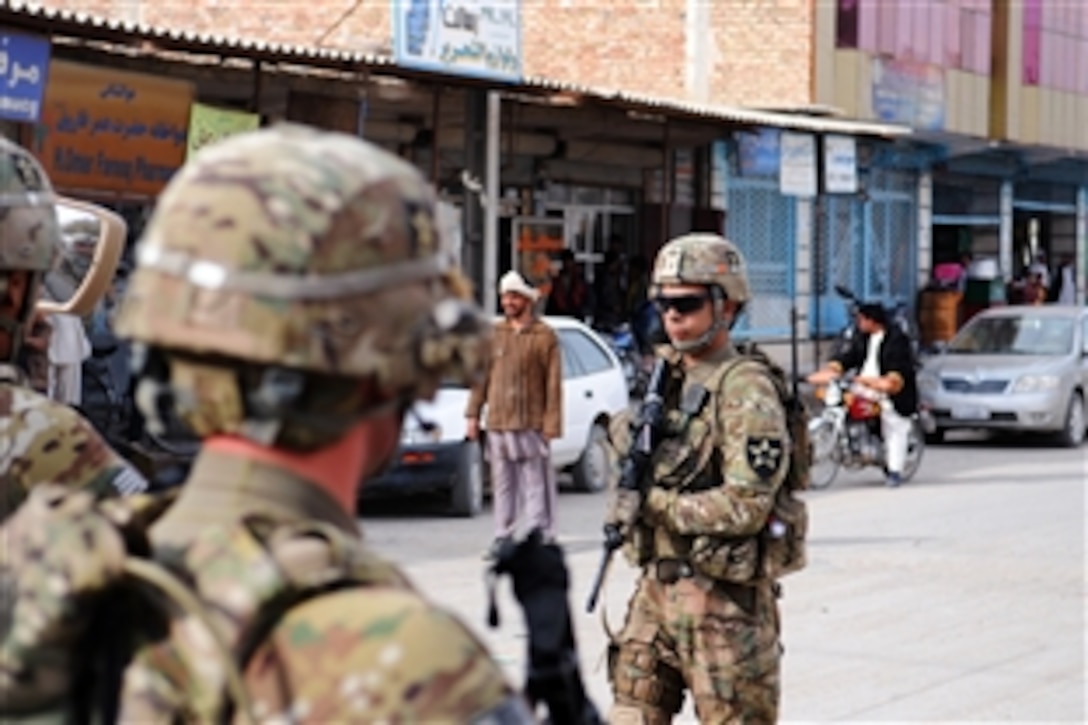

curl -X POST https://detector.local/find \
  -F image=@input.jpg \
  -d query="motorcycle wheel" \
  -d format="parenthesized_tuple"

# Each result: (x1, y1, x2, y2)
(807, 417, 841, 490)
(901, 419, 926, 482)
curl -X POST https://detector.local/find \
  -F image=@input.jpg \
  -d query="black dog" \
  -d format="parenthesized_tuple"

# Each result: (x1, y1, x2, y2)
(486, 530, 601, 725)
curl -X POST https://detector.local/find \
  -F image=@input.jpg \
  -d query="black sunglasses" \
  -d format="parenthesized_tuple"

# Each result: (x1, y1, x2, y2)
(653, 293, 710, 316)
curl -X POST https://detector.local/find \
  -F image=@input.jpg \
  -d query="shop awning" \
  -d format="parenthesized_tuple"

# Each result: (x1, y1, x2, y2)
(0, 0, 913, 140)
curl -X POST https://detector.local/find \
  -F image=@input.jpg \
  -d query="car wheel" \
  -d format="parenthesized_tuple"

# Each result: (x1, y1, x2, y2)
(573, 422, 610, 493)
(449, 440, 484, 517)
(1055, 392, 1085, 448)
(924, 428, 945, 445)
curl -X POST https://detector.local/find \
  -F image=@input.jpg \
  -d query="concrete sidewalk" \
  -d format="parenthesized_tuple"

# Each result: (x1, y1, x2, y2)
(400, 457, 1085, 722)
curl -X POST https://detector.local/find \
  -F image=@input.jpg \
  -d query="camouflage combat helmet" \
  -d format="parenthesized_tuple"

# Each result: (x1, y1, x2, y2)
(651, 233, 751, 352)
(114, 124, 490, 449)
(0, 138, 61, 273)
(0, 139, 63, 363)
(650, 233, 751, 304)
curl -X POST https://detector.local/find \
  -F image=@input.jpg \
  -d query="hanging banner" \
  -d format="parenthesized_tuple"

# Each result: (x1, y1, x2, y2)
(871, 57, 945, 131)
(738, 128, 780, 178)
(0, 28, 51, 123)
(34, 60, 193, 196)
(186, 102, 261, 159)
(823, 134, 858, 194)
(779, 132, 817, 198)
(392, 0, 521, 81)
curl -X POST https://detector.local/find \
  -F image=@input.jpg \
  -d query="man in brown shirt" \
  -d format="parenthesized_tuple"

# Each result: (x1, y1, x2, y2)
(467, 270, 563, 556)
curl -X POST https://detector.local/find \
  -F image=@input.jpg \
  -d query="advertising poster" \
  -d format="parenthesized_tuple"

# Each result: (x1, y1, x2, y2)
(823, 134, 858, 194)
(871, 56, 945, 131)
(34, 60, 194, 196)
(779, 132, 817, 198)
(512, 216, 563, 302)
(0, 29, 51, 123)
(392, 0, 521, 81)
(186, 102, 260, 159)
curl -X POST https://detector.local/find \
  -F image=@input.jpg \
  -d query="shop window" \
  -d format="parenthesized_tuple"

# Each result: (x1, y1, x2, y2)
(836, 0, 859, 49)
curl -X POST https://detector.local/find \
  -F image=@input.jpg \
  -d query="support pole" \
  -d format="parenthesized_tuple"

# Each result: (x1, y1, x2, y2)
(660, 120, 672, 245)
(430, 87, 441, 185)
(483, 90, 501, 316)
(250, 61, 263, 115)
(812, 192, 824, 365)
(999, 180, 1014, 281)
(1077, 186, 1086, 307)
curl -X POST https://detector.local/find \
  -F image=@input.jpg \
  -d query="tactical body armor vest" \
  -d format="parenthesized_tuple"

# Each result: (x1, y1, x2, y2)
(630, 346, 809, 585)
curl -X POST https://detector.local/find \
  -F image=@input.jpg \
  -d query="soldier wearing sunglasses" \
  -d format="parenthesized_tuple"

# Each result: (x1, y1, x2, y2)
(605, 233, 791, 723)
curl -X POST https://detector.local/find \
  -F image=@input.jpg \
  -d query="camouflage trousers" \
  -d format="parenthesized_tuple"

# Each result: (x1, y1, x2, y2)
(607, 572, 781, 724)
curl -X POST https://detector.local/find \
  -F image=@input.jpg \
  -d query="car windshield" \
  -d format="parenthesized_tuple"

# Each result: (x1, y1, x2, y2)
(947, 315, 1074, 356)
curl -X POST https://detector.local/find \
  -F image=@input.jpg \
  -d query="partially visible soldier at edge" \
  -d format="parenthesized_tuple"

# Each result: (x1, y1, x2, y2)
(605, 234, 792, 723)
(0, 126, 538, 722)
(0, 138, 146, 522)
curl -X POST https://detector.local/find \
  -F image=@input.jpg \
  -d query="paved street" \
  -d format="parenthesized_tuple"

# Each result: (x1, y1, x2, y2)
(359, 432, 1086, 723)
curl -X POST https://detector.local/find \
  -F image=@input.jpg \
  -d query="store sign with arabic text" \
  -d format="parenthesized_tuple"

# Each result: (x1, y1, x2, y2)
(34, 60, 194, 196)
(0, 28, 51, 123)
(393, 0, 521, 81)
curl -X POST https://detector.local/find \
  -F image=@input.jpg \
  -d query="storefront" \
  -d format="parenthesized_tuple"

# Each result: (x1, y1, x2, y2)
(722, 128, 798, 340)
(816, 147, 920, 336)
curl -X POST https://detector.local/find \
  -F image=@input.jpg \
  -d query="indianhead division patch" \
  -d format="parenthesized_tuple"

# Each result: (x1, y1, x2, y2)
(746, 436, 784, 480)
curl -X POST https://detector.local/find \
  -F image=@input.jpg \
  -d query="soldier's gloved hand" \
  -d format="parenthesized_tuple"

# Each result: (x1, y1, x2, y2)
(610, 488, 643, 531)
(644, 487, 676, 524)
(0, 485, 133, 713)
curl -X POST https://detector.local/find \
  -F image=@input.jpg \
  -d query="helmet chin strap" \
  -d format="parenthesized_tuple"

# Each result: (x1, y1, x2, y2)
(670, 286, 729, 354)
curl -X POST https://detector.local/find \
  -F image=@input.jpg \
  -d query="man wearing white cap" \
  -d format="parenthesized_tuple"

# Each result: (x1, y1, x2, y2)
(467, 270, 563, 557)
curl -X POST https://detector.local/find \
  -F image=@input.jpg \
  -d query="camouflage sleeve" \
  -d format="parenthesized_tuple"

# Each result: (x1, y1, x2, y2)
(649, 362, 789, 537)
(243, 588, 526, 723)
(602, 408, 633, 526)
(0, 387, 147, 522)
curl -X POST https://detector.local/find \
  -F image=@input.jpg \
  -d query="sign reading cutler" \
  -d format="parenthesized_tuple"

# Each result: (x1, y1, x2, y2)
(393, 0, 521, 81)
(33, 60, 193, 196)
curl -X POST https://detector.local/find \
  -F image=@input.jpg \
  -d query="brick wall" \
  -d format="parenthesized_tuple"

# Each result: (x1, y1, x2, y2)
(36, 0, 390, 52)
(707, 0, 813, 108)
(520, 0, 687, 98)
(36, 0, 814, 107)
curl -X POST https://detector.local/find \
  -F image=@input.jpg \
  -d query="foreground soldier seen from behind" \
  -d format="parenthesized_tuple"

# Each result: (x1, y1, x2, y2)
(604, 234, 805, 723)
(0, 139, 145, 523)
(0, 126, 537, 722)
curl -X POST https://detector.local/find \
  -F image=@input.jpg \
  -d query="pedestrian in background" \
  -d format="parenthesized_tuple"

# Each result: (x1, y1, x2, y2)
(546, 248, 589, 320)
(808, 302, 917, 487)
(467, 270, 563, 558)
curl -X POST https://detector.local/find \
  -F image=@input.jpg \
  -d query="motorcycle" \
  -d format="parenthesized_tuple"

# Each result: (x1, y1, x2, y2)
(806, 375, 926, 489)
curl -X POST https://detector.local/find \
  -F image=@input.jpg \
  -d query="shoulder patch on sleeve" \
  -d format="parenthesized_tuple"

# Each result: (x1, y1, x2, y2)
(746, 436, 785, 480)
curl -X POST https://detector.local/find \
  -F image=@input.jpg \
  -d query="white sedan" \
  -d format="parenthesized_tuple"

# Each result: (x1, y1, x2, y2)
(360, 316, 631, 516)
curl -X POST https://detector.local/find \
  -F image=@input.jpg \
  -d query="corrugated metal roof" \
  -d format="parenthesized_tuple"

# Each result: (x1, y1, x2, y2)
(1, 0, 912, 138)
(519, 75, 912, 137)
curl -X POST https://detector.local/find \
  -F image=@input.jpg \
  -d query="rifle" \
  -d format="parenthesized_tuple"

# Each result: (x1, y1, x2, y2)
(585, 357, 671, 614)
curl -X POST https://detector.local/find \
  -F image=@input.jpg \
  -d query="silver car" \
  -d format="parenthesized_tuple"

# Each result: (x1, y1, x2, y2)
(918, 305, 1088, 446)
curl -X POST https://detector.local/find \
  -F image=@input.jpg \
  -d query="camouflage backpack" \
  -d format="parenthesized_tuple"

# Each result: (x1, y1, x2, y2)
(0, 485, 409, 724)
(711, 343, 810, 579)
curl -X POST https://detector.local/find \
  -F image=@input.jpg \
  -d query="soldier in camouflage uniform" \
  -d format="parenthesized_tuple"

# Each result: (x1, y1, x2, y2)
(0, 139, 146, 522)
(0, 125, 534, 722)
(606, 234, 790, 723)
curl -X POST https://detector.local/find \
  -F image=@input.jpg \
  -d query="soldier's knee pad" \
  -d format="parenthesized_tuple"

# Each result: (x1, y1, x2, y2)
(609, 640, 684, 715)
